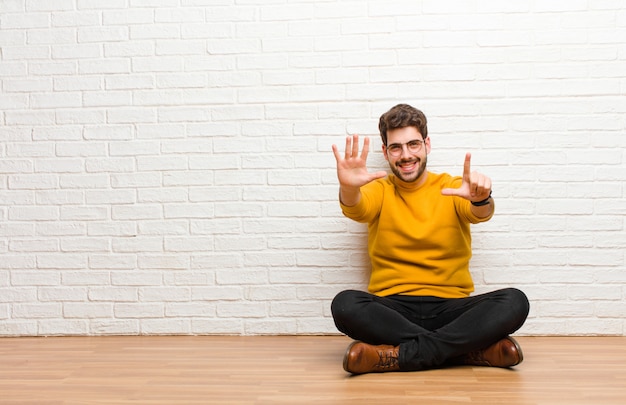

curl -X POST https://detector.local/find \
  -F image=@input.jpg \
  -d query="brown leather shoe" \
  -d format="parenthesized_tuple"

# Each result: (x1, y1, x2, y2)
(455, 336, 523, 368)
(343, 341, 400, 374)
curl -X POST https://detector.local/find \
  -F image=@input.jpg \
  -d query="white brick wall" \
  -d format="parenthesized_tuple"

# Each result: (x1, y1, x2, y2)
(1, 1, 625, 336)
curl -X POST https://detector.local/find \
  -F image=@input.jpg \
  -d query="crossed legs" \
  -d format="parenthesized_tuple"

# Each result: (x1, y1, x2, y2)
(331, 288, 530, 372)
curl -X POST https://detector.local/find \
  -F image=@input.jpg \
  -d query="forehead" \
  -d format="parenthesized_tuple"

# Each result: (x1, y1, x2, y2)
(386, 126, 422, 144)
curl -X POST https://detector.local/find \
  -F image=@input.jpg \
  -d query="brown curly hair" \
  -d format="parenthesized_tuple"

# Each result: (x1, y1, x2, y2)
(378, 104, 428, 145)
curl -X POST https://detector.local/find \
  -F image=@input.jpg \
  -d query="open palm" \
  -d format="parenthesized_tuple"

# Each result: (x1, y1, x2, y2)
(332, 135, 387, 189)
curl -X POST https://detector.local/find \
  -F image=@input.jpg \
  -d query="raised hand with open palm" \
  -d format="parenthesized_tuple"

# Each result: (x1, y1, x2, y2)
(332, 135, 387, 206)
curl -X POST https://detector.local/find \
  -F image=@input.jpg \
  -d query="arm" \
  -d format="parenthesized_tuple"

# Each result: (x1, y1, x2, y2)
(331, 135, 387, 207)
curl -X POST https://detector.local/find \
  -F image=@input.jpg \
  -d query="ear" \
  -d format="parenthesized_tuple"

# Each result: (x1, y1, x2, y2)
(424, 137, 431, 155)
(382, 144, 389, 161)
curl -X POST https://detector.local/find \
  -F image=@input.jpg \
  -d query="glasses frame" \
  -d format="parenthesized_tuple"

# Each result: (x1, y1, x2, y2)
(385, 139, 425, 157)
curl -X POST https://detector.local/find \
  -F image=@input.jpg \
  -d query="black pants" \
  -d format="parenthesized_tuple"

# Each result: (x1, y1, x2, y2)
(331, 288, 530, 371)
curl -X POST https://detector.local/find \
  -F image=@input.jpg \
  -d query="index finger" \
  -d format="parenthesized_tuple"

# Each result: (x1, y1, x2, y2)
(360, 136, 371, 161)
(462, 152, 471, 182)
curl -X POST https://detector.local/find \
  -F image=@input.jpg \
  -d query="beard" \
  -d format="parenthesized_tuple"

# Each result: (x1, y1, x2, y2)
(389, 155, 427, 183)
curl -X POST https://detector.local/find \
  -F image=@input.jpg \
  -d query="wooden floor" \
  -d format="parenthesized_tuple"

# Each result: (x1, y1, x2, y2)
(1, 336, 626, 404)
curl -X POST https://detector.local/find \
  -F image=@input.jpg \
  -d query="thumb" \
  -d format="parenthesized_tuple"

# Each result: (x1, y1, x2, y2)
(365, 171, 387, 183)
(372, 171, 387, 180)
(441, 187, 462, 197)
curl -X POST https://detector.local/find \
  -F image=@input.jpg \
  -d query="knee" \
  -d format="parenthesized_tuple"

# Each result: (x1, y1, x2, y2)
(331, 289, 360, 321)
(503, 288, 530, 321)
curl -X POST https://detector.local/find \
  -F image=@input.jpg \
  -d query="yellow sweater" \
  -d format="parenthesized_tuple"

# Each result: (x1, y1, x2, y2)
(340, 172, 493, 299)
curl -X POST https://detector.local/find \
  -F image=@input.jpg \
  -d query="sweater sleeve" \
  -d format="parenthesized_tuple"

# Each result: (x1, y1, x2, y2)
(339, 178, 385, 223)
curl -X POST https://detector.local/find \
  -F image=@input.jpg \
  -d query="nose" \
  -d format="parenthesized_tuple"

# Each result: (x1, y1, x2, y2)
(399, 144, 412, 158)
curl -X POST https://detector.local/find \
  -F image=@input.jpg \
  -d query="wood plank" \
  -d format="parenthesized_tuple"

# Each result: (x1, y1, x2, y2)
(1, 336, 625, 404)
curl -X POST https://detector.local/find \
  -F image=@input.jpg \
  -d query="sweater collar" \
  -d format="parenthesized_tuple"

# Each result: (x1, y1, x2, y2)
(390, 171, 430, 191)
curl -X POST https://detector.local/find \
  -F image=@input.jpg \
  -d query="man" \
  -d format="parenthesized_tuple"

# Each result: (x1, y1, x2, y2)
(331, 104, 529, 374)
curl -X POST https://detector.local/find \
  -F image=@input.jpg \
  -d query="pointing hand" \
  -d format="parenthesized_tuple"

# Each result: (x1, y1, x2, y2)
(441, 153, 491, 203)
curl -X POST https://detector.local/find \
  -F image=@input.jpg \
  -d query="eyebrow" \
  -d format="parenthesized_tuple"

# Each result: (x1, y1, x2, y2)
(388, 139, 422, 146)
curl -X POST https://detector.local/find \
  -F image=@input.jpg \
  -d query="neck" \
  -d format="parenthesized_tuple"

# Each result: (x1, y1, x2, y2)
(392, 171, 429, 190)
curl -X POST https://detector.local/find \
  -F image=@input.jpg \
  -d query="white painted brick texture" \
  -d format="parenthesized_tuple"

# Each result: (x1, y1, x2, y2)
(1, 1, 625, 336)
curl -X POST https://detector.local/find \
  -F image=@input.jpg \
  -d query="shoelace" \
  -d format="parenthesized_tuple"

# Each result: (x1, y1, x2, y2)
(376, 350, 399, 369)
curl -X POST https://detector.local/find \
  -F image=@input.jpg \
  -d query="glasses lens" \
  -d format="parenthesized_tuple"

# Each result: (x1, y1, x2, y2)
(408, 140, 422, 152)
(388, 145, 401, 156)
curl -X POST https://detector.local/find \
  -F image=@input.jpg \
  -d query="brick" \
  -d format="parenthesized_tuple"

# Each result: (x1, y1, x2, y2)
(34, 158, 83, 173)
(102, 9, 154, 25)
(10, 238, 59, 252)
(6, 111, 55, 125)
(191, 286, 243, 301)
(166, 302, 216, 317)
(0, 288, 37, 303)
(88, 254, 137, 270)
(138, 255, 189, 270)
(106, 107, 156, 124)
(13, 303, 62, 319)
(140, 319, 191, 334)
(270, 301, 324, 317)
(89, 320, 139, 335)
(61, 271, 110, 286)
(244, 319, 297, 335)
(56, 109, 107, 125)
(37, 254, 87, 270)
(111, 238, 163, 254)
(1, 45, 50, 60)
(78, 26, 128, 43)
(136, 220, 185, 236)
(139, 286, 190, 301)
(9, 206, 58, 221)
(164, 203, 215, 219)
(0, 94, 29, 110)
(217, 302, 266, 318)
(164, 237, 214, 252)
(83, 91, 132, 107)
(114, 303, 164, 318)
(38, 320, 89, 336)
(1, 12, 49, 29)
(89, 287, 138, 302)
(110, 269, 162, 287)
(163, 271, 214, 286)
(52, 44, 101, 59)
(0, 321, 37, 336)
(39, 287, 88, 301)
(63, 303, 113, 318)
(126, 15, 174, 33)
(192, 319, 243, 334)
(60, 206, 108, 220)
(216, 268, 267, 285)
(138, 189, 188, 203)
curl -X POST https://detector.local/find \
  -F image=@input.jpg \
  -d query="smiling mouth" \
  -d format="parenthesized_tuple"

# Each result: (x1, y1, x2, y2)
(397, 159, 418, 173)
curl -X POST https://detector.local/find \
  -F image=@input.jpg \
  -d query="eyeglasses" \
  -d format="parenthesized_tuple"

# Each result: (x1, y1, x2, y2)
(385, 139, 424, 157)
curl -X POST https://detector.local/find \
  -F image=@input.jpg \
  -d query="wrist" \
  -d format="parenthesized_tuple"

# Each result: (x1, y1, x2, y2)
(471, 191, 492, 207)
(339, 186, 361, 207)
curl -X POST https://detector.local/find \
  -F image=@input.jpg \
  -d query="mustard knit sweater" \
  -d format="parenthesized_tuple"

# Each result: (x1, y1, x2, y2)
(340, 172, 493, 299)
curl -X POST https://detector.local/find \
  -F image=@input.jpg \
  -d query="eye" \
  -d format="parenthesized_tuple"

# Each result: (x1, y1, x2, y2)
(407, 140, 421, 148)
(388, 144, 401, 152)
